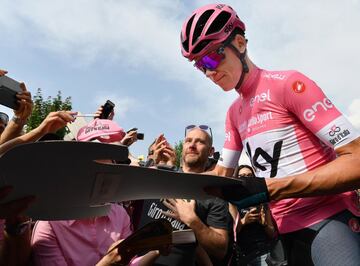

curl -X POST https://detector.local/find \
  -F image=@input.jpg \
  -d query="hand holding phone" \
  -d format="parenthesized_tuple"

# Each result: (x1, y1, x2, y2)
(0, 76, 22, 110)
(127, 127, 138, 133)
(100, 100, 115, 119)
(156, 134, 169, 146)
(127, 127, 144, 140)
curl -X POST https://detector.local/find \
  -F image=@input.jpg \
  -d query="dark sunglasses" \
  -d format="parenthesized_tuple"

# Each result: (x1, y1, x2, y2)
(185, 124, 213, 140)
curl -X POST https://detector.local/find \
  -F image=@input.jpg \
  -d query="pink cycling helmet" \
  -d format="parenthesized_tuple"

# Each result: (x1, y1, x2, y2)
(181, 3, 246, 61)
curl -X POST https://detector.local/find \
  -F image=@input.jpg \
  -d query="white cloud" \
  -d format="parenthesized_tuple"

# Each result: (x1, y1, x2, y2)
(0, 0, 189, 78)
(2, 0, 359, 88)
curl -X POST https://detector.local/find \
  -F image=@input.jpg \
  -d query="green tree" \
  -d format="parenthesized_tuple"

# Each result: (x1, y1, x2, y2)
(174, 140, 183, 168)
(26, 88, 72, 138)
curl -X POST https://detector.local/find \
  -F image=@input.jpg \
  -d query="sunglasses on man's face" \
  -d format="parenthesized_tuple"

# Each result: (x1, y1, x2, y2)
(184, 125, 213, 141)
(194, 46, 226, 74)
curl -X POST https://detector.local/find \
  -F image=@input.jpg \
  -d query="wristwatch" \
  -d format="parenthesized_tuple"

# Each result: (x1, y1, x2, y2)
(11, 115, 27, 125)
(5, 220, 32, 236)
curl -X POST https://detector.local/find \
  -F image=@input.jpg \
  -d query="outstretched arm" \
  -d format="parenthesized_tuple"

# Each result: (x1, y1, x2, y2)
(205, 138, 360, 209)
(0, 111, 76, 156)
(266, 137, 360, 200)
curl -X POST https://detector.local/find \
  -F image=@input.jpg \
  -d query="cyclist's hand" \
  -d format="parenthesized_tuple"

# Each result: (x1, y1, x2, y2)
(205, 176, 269, 210)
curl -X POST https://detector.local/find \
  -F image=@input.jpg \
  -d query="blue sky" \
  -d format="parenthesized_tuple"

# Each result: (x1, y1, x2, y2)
(1, 0, 360, 158)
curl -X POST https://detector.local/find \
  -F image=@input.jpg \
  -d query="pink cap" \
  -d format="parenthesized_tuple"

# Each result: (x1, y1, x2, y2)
(76, 119, 126, 143)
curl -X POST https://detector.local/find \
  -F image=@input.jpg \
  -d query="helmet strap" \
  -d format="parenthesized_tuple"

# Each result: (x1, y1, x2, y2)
(228, 43, 249, 90)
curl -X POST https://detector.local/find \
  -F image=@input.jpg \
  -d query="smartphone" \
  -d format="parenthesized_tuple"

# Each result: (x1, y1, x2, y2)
(0, 76, 22, 110)
(127, 127, 138, 133)
(157, 134, 166, 144)
(136, 133, 144, 140)
(100, 100, 115, 119)
(127, 128, 144, 140)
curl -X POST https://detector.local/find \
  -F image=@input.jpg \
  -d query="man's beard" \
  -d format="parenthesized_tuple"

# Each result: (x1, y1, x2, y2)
(183, 153, 208, 169)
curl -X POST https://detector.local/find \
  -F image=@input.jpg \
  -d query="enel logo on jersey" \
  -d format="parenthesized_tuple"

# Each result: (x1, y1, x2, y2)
(303, 98, 333, 122)
(250, 89, 271, 107)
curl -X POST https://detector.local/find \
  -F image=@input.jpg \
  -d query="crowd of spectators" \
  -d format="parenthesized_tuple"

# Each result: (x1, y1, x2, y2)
(0, 69, 232, 266)
(0, 62, 358, 266)
(0, 69, 277, 266)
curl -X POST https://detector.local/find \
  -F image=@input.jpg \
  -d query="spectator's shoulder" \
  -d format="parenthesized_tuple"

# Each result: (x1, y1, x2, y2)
(197, 197, 228, 209)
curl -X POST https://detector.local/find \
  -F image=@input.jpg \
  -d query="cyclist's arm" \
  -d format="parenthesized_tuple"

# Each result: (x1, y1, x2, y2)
(205, 164, 235, 177)
(208, 101, 243, 177)
(265, 71, 360, 200)
(266, 137, 360, 200)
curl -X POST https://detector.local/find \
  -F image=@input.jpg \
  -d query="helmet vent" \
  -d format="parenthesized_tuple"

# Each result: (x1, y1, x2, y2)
(182, 14, 195, 52)
(206, 11, 231, 35)
(181, 34, 189, 52)
(192, 9, 215, 45)
(186, 14, 195, 39)
(192, 39, 214, 54)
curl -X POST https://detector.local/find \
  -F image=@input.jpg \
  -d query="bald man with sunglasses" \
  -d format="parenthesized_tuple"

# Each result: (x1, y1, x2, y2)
(162, 126, 232, 266)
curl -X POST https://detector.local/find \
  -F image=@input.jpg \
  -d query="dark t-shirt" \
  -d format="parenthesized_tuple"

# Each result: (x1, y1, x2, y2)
(138, 198, 232, 266)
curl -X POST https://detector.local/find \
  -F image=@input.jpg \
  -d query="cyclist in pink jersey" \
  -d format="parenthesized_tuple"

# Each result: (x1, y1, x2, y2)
(180, 3, 359, 265)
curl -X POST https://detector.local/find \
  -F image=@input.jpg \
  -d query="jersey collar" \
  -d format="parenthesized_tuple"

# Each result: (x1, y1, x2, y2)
(236, 65, 261, 97)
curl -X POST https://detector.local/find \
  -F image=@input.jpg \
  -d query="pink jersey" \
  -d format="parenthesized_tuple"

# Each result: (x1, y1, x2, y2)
(31, 204, 139, 266)
(219, 66, 360, 233)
